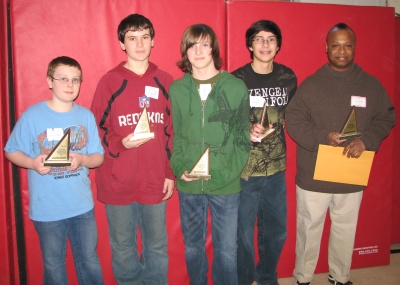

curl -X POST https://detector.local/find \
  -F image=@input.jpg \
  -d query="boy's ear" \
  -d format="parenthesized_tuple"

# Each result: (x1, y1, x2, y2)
(46, 77, 53, 89)
(120, 41, 126, 51)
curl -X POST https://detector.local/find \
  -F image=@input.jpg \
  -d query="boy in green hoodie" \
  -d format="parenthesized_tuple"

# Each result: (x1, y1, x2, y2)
(170, 24, 250, 285)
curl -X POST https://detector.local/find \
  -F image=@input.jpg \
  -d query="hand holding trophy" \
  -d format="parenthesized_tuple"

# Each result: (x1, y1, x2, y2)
(251, 102, 276, 143)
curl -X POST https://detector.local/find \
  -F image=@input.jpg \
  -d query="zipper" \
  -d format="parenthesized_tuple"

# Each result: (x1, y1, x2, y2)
(201, 99, 205, 193)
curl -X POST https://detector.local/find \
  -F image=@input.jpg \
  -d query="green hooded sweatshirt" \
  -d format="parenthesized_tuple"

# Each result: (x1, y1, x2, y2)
(170, 71, 251, 195)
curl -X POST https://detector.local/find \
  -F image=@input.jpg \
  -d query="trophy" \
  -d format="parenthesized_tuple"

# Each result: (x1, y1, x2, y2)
(187, 147, 211, 179)
(252, 102, 276, 142)
(339, 106, 362, 140)
(130, 106, 155, 141)
(44, 128, 71, 166)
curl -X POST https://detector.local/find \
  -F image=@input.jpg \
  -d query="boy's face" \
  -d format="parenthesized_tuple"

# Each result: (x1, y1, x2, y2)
(249, 31, 279, 65)
(120, 28, 154, 63)
(47, 65, 81, 103)
(186, 37, 214, 73)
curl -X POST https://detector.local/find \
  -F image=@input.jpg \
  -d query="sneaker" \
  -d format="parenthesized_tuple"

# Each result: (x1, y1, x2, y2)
(328, 274, 353, 285)
(296, 281, 311, 285)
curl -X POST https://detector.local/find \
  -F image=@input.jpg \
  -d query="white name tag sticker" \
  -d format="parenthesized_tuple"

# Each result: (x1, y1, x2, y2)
(46, 128, 64, 141)
(199, 84, 212, 101)
(145, 86, 159, 99)
(351, 96, 366, 108)
(250, 96, 265, 108)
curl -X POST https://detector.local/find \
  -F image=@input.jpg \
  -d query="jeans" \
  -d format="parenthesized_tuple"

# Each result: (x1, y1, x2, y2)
(106, 201, 168, 285)
(34, 209, 104, 285)
(237, 172, 287, 285)
(178, 191, 240, 285)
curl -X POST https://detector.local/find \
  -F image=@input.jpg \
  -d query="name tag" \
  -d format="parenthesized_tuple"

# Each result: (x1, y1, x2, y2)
(199, 84, 212, 101)
(46, 128, 64, 141)
(250, 96, 265, 108)
(351, 96, 366, 108)
(145, 86, 159, 99)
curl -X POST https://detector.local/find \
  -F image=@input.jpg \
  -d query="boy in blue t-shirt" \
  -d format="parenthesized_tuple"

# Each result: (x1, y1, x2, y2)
(4, 56, 104, 284)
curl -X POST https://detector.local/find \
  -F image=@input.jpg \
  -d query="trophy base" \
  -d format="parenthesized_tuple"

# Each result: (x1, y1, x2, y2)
(130, 132, 155, 141)
(186, 174, 211, 179)
(339, 133, 362, 140)
(252, 128, 276, 143)
(43, 160, 71, 167)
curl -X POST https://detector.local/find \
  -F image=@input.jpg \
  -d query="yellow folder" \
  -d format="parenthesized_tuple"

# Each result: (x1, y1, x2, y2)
(313, 144, 375, 186)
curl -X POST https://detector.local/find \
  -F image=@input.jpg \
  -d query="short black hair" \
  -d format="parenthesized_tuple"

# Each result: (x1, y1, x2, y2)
(326, 23, 356, 43)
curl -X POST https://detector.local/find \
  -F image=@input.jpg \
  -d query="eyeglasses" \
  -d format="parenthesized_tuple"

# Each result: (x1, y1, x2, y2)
(52, 77, 82, 84)
(253, 36, 278, 45)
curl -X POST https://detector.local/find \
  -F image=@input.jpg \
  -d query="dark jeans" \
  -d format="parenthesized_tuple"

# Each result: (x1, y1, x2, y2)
(237, 172, 287, 285)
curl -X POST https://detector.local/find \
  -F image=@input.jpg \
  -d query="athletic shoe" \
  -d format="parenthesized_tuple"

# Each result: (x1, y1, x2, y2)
(328, 274, 353, 285)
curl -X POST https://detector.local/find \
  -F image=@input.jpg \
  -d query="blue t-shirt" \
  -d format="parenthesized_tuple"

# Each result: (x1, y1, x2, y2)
(4, 101, 104, 222)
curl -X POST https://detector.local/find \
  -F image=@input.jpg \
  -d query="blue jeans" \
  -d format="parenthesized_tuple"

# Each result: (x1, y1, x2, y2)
(178, 191, 240, 285)
(237, 172, 287, 285)
(34, 209, 104, 285)
(106, 202, 168, 285)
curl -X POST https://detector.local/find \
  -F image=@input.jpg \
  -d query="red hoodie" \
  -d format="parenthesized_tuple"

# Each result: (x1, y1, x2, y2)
(91, 62, 174, 205)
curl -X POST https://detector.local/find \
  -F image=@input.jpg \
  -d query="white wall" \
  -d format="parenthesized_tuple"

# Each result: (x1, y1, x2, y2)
(293, 0, 386, 6)
(293, 0, 400, 14)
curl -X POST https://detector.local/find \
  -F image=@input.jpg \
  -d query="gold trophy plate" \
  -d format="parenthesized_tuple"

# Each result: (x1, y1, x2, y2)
(339, 106, 362, 140)
(187, 147, 211, 179)
(130, 107, 155, 141)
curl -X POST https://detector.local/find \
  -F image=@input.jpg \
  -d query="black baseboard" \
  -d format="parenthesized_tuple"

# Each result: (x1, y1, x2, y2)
(391, 249, 400, 254)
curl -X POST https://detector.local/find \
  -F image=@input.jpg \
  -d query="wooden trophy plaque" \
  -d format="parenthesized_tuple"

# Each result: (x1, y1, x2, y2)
(44, 128, 71, 167)
(252, 102, 276, 142)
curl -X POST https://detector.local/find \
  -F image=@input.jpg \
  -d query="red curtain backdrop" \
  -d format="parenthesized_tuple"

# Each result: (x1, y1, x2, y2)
(1, 0, 396, 284)
(393, 17, 400, 244)
(0, 0, 19, 284)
